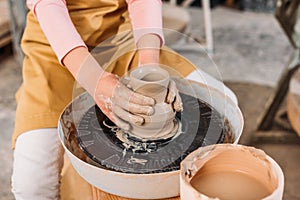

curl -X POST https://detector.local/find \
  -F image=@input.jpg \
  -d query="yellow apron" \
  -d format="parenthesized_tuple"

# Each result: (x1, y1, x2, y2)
(13, 0, 195, 199)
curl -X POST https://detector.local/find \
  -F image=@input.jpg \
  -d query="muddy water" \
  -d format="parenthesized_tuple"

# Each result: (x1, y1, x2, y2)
(191, 170, 272, 200)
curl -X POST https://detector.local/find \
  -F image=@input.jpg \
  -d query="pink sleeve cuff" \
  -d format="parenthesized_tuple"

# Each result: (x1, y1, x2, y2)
(28, 0, 86, 64)
(126, 0, 165, 46)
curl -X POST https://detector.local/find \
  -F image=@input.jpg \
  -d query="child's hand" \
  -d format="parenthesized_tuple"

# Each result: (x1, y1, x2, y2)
(94, 72, 155, 131)
(166, 79, 183, 112)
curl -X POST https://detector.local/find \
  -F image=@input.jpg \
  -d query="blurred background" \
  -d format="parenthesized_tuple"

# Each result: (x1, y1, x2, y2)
(1, 0, 300, 199)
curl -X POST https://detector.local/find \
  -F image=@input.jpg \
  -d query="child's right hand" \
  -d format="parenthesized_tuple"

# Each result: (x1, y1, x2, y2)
(93, 72, 155, 131)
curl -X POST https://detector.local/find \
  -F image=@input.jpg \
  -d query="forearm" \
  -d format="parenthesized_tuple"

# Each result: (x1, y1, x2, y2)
(126, 0, 164, 65)
(63, 46, 107, 98)
(29, 0, 104, 96)
(137, 34, 161, 65)
(126, 0, 164, 45)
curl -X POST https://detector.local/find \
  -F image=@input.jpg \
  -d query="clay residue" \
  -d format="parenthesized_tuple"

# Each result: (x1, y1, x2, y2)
(114, 118, 182, 154)
(127, 156, 148, 165)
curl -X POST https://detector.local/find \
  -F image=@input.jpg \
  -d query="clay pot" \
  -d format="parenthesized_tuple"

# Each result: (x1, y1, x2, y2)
(180, 144, 284, 200)
(128, 65, 176, 140)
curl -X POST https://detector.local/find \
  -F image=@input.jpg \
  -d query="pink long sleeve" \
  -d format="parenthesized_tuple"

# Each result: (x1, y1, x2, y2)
(27, 0, 164, 64)
(27, 0, 86, 64)
(126, 0, 164, 46)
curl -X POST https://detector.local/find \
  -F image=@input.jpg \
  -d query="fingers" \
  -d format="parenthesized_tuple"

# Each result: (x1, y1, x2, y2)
(96, 99, 132, 131)
(129, 91, 155, 106)
(117, 84, 155, 106)
(173, 92, 183, 112)
(167, 80, 183, 112)
(95, 74, 153, 131)
(110, 112, 131, 131)
(116, 99, 154, 115)
(112, 104, 144, 126)
(166, 80, 177, 104)
(113, 84, 154, 115)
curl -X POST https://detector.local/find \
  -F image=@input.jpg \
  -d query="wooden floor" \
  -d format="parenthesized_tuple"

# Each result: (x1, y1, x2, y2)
(0, 0, 11, 48)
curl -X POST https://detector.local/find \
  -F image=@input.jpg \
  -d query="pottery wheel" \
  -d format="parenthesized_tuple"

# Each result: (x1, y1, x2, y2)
(76, 93, 225, 174)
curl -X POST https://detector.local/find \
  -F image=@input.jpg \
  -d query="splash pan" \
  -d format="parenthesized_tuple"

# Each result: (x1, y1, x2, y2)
(58, 79, 244, 199)
(76, 92, 225, 174)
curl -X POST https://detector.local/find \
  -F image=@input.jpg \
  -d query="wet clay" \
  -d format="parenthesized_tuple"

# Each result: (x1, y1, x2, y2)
(128, 66, 176, 140)
(188, 146, 278, 200)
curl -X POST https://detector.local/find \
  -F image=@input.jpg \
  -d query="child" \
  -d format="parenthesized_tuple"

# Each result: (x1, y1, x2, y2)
(11, 0, 195, 199)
